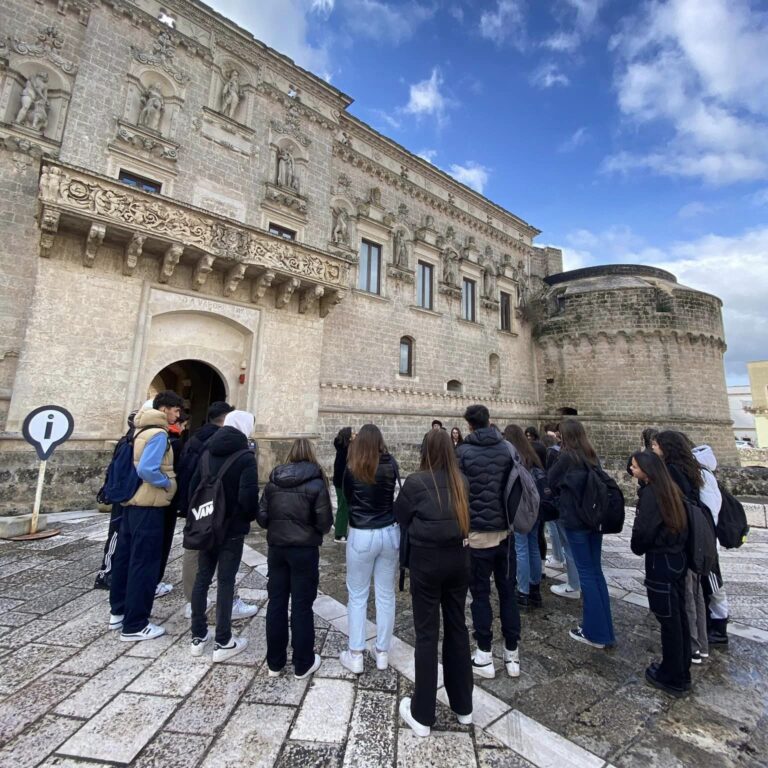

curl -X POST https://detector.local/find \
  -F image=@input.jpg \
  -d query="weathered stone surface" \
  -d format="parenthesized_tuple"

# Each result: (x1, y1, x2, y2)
(277, 742, 345, 768)
(200, 703, 294, 767)
(0, 514, 49, 538)
(397, 730, 478, 768)
(342, 689, 396, 768)
(0, 714, 82, 768)
(132, 733, 212, 768)
(127, 641, 212, 698)
(244, 666, 310, 706)
(166, 664, 255, 735)
(58, 693, 180, 764)
(290, 678, 355, 742)
(0, 642, 76, 694)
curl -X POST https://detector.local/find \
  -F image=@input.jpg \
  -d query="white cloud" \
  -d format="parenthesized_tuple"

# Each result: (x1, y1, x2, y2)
(479, 1, 526, 47)
(405, 68, 448, 120)
(557, 225, 768, 381)
(542, 0, 604, 51)
(447, 162, 490, 193)
(749, 188, 768, 207)
(530, 62, 570, 89)
(558, 126, 589, 152)
(417, 148, 438, 163)
(311, 0, 335, 13)
(606, 0, 768, 184)
(677, 201, 717, 219)
(207, 0, 331, 77)
(542, 31, 580, 51)
(449, 5, 464, 23)
(343, 0, 435, 44)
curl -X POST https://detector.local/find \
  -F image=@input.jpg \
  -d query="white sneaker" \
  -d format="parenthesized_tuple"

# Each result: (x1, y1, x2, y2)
(504, 647, 520, 678)
(190, 631, 211, 657)
(185, 597, 212, 619)
(472, 649, 496, 679)
(212, 636, 248, 663)
(372, 647, 388, 671)
(295, 653, 322, 680)
(399, 697, 430, 738)
(551, 583, 581, 599)
(231, 596, 258, 620)
(120, 623, 166, 642)
(454, 710, 473, 725)
(339, 649, 364, 674)
(267, 666, 283, 678)
(108, 613, 123, 631)
(545, 557, 565, 569)
(155, 582, 173, 598)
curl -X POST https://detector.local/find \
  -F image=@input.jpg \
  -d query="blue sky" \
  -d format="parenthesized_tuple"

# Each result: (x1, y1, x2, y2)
(207, 0, 767, 384)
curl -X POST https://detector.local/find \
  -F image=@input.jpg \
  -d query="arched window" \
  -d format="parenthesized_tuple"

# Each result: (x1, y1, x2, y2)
(399, 337, 413, 376)
(446, 379, 463, 394)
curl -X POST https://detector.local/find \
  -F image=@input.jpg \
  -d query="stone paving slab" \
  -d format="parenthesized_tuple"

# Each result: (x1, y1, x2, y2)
(0, 714, 82, 768)
(289, 678, 355, 742)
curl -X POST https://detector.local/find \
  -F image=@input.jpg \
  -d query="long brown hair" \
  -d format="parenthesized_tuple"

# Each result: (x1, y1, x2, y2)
(559, 419, 599, 466)
(632, 451, 687, 534)
(503, 424, 542, 470)
(421, 429, 470, 537)
(347, 423, 386, 484)
(653, 430, 704, 489)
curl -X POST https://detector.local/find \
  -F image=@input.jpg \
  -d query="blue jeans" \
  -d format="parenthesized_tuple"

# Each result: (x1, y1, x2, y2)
(515, 521, 542, 594)
(109, 505, 163, 633)
(546, 520, 564, 563)
(565, 528, 615, 645)
(556, 520, 581, 590)
(346, 525, 399, 652)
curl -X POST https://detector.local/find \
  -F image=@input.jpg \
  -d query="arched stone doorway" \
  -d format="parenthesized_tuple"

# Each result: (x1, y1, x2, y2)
(149, 359, 226, 430)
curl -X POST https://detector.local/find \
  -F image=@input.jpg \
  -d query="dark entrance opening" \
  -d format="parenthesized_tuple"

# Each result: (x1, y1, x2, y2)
(150, 360, 226, 431)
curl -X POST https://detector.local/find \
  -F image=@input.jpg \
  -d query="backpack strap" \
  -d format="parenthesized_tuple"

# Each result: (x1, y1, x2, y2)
(211, 449, 251, 481)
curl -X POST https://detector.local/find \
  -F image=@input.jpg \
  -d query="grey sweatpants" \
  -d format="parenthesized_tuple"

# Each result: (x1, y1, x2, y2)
(685, 571, 709, 655)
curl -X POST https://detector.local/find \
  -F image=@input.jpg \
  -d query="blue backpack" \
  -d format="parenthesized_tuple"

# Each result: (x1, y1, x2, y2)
(97, 427, 155, 505)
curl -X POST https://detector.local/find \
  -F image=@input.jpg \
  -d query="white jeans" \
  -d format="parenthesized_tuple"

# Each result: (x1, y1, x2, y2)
(346, 524, 400, 652)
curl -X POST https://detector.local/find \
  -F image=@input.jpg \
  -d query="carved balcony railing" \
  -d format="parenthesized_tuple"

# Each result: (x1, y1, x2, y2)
(36, 162, 348, 316)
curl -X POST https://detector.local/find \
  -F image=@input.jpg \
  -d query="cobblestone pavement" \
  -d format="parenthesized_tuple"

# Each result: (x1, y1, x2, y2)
(0, 510, 766, 768)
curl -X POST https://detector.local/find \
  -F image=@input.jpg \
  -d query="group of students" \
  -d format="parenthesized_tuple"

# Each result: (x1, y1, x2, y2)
(98, 392, 734, 739)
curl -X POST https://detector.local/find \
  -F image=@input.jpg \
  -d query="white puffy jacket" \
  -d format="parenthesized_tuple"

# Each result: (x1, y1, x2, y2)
(693, 444, 722, 524)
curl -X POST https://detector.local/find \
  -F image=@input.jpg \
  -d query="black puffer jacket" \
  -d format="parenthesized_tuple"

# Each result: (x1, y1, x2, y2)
(343, 453, 398, 529)
(188, 426, 259, 539)
(176, 422, 219, 515)
(257, 461, 332, 547)
(394, 469, 468, 548)
(456, 427, 512, 532)
(630, 482, 687, 556)
(548, 451, 591, 530)
(333, 439, 349, 488)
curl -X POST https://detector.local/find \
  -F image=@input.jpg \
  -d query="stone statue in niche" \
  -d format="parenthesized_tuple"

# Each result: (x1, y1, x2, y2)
(220, 69, 242, 119)
(368, 187, 381, 205)
(139, 84, 164, 131)
(482, 263, 498, 299)
(15, 72, 49, 131)
(277, 148, 299, 191)
(393, 230, 409, 268)
(331, 207, 349, 245)
(442, 249, 458, 287)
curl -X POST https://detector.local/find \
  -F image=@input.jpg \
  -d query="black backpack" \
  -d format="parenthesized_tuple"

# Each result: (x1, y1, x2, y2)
(577, 465, 626, 534)
(715, 483, 749, 549)
(531, 466, 558, 522)
(96, 426, 156, 505)
(183, 449, 249, 551)
(685, 500, 718, 574)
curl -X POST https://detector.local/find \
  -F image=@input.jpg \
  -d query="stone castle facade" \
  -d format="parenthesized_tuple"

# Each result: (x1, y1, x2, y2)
(0, 0, 735, 513)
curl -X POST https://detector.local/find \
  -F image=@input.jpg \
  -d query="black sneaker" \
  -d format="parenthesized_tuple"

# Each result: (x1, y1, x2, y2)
(529, 584, 543, 608)
(93, 575, 110, 591)
(691, 650, 702, 665)
(645, 665, 688, 697)
(516, 590, 530, 608)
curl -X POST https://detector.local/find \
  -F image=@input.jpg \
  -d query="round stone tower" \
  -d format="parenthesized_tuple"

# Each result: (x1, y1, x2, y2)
(535, 265, 737, 464)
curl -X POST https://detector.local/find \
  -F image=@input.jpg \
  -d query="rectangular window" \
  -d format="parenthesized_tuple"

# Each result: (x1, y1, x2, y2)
(462, 278, 476, 322)
(399, 338, 413, 376)
(500, 290, 512, 331)
(118, 170, 161, 194)
(358, 240, 381, 294)
(416, 261, 433, 309)
(268, 222, 296, 240)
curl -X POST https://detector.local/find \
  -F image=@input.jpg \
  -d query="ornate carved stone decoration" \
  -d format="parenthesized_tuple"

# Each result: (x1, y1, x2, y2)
(223, 263, 246, 297)
(276, 148, 300, 192)
(12, 25, 77, 73)
(39, 166, 65, 202)
(15, 73, 50, 132)
(400, 166, 409, 180)
(123, 233, 145, 276)
(40, 165, 349, 288)
(131, 30, 190, 85)
(387, 264, 415, 284)
(264, 184, 307, 215)
(331, 207, 349, 246)
(448, 192, 455, 205)
(251, 270, 275, 302)
(393, 229, 409, 269)
(40, 206, 60, 233)
(83, 222, 105, 267)
(116, 124, 178, 161)
(320, 289, 346, 318)
(192, 254, 216, 290)
(368, 187, 382, 206)
(441, 249, 459, 289)
(337, 173, 351, 191)
(138, 85, 165, 132)
(270, 105, 310, 147)
(159, 242, 183, 283)
(275, 277, 300, 309)
(299, 284, 324, 314)
(397, 203, 408, 220)
(219, 69, 242, 120)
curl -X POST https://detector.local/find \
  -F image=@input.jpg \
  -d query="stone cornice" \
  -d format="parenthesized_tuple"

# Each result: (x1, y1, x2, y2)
(333, 142, 536, 254)
(537, 329, 727, 352)
(37, 161, 350, 290)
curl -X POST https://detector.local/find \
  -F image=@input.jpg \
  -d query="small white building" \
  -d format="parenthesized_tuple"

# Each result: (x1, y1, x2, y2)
(728, 385, 757, 444)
